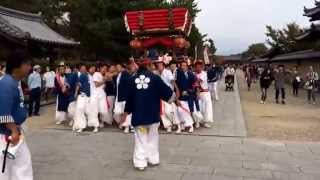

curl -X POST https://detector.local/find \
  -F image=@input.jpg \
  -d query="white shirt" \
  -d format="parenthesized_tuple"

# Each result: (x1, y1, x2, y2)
(88, 74, 95, 95)
(160, 68, 174, 90)
(196, 71, 209, 90)
(43, 71, 56, 88)
(92, 72, 105, 96)
(225, 67, 235, 75)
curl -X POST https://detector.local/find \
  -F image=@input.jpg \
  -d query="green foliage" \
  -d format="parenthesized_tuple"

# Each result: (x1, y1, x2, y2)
(243, 43, 268, 58)
(207, 38, 217, 55)
(265, 23, 305, 53)
(1, 0, 208, 62)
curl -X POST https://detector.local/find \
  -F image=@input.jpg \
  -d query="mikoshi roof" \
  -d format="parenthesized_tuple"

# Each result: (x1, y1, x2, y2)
(304, 0, 320, 21)
(0, 5, 80, 46)
(124, 8, 192, 37)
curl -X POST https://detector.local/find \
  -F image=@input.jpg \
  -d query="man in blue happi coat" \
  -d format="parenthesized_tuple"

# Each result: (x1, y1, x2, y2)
(175, 60, 203, 133)
(122, 58, 174, 171)
(0, 50, 33, 180)
(73, 65, 91, 133)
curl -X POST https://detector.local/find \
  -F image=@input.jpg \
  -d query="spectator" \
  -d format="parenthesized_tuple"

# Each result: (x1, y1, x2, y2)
(274, 65, 286, 104)
(292, 66, 301, 97)
(43, 66, 56, 102)
(245, 67, 252, 91)
(305, 66, 319, 104)
(260, 68, 273, 104)
(28, 65, 42, 116)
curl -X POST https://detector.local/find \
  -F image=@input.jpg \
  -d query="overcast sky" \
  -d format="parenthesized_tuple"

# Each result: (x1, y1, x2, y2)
(195, 0, 315, 55)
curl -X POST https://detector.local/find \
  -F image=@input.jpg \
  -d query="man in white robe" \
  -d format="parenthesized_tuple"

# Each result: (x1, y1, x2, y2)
(195, 61, 213, 128)
(87, 66, 108, 133)
(156, 61, 181, 133)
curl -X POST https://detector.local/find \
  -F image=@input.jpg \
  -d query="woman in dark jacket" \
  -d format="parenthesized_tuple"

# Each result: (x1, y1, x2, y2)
(260, 69, 273, 104)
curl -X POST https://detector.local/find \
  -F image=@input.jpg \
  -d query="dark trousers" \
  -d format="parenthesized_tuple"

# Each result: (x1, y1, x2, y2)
(292, 83, 299, 96)
(44, 87, 54, 102)
(275, 88, 285, 101)
(29, 87, 41, 115)
(307, 89, 316, 103)
(261, 88, 268, 101)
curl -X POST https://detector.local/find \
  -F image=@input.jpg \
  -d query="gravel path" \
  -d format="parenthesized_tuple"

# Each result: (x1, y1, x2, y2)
(238, 70, 320, 141)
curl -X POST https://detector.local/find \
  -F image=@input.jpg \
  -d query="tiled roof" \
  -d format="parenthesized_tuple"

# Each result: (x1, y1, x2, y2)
(0, 5, 79, 46)
(252, 50, 320, 63)
(304, 1, 320, 20)
(296, 23, 320, 41)
(271, 50, 320, 62)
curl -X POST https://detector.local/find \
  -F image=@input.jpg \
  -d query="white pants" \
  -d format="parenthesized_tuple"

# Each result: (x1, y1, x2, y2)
(55, 111, 66, 123)
(0, 135, 33, 180)
(199, 92, 213, 123)
(160, 101, 180, 129)
(133, 123, 160, 168)
(67, 101, 76, 120)
(87, 94, 108, 127)
(208, 81, 219, 100)
(113, 101, 131, 127)
(104, 96, 115, 125)
(177, 101, 194, 127)
(55, 97, 67, 123)
(73, 95, 89, 130)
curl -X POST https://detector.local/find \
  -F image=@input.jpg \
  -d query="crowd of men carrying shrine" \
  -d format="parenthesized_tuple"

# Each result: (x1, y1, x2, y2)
(0, 58, 229, 134)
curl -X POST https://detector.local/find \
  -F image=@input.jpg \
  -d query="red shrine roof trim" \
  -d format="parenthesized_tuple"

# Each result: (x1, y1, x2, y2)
(124, 8, 192, 37)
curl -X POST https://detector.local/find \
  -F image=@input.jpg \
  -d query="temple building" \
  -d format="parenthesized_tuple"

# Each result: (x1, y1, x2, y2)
(296, 1, 320, 42)
(0, 5, 79, 64)
(252, 1, 320, 73)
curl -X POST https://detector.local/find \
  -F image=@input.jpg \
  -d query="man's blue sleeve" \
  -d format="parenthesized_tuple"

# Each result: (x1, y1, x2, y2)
(0, 86, 14, 124)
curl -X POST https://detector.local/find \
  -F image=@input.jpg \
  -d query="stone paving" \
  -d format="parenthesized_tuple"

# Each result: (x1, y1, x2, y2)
(24, 74, 320, 180)
(27, 129, 320, 180)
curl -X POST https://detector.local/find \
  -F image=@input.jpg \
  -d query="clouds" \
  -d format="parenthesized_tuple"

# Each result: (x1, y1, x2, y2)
(195, 0, 314, 55)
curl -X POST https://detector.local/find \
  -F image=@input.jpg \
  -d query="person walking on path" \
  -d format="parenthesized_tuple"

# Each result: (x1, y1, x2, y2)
(122, 58, 174, 171)
(291, 66, 301, 97)
(260, 68, 273, 104)
(274, 65, 287, 105)
(207, 62, 220, 101)
(27, 65, 42, 116)
(43, 66, 56, 103)
(0, 50, 33, 180)
(305, 66, 319, 104)
(245, 67, 252, 91)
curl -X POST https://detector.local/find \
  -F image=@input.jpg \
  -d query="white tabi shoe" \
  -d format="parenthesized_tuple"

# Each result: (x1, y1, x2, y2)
(93, 127, 99, 133)
(188, 126, 194, 133)
(99, 123, 105, 128)
(135, 167, 146, 171)
(180, 124, 185, 131)
(166, 127, 172, 133)
(195, 122, 200, 129)
(55, 121, 64, 125)
(69, 120, 73, 127)
(203, 123, 211, 128)
(124, 127, 130, 134)
(76, 129, 83, 133)
(130, 126, 135, 133)
(175, 125, 182, 134)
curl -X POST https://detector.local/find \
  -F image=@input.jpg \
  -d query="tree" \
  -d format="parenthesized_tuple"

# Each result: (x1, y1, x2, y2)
(265, 23, 305, 53)
(207, 38, 217, 55)
(1, 0, 209, 61)
(243, 43, 268, 58)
